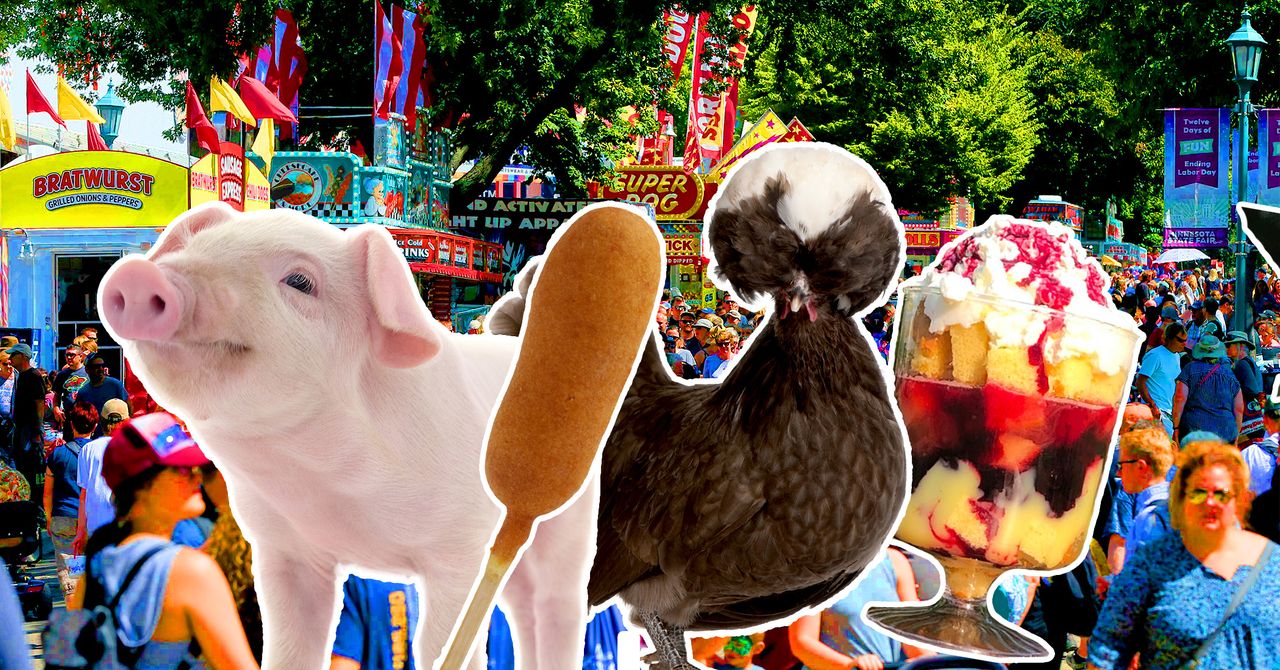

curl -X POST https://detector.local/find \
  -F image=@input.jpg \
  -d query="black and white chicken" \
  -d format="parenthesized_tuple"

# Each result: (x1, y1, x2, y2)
(487, 143, 909, 669)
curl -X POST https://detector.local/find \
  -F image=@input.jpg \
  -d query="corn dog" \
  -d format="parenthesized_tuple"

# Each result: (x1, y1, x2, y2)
(438, 203, 664, 670)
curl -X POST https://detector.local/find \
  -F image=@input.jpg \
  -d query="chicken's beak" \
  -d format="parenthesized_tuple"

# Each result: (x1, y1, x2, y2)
(779, 285, 818, 322)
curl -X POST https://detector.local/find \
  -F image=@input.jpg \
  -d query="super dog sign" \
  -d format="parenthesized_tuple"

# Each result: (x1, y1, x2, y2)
(595, 166, 705, 221)
(2, 151, 189, 229)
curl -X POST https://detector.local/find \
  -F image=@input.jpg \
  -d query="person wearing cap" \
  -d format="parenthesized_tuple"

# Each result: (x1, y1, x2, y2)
(73, 397, 131, 552)
(67, 413, 258, 669)
(1185, 300, 1211, 350)
(1243, 398, 1280, 497)
(1145, 305, 1182, 351)
(680, 313, 704, 359)
(52, 343, 89, 441)
(1172, 334, 1244, 444)
(1225, 330, 1265, 409)
(691, 318, 715, 369)
(73, 353, 129, 419)
(6, 342, 47, 508)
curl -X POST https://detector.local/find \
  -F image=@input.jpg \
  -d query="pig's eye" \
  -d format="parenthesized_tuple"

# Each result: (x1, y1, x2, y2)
(283, 272, 315, 295)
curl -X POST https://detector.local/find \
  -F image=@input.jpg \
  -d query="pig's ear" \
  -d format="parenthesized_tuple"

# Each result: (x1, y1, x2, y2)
(150, 202, 237, 258)
(349, 225, 443, 368)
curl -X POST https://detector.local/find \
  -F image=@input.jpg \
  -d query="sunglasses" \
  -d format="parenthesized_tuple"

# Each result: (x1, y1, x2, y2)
(1117, 458, 1142, 467)
(1186, 488, 1234, 505)
(681, 320, 695, 325)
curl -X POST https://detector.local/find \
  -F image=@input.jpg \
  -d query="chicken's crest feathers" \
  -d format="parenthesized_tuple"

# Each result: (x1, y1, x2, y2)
(704, 143, 906, 318)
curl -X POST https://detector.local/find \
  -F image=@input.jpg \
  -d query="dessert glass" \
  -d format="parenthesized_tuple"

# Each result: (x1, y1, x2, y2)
(865, 285, 1139, 661)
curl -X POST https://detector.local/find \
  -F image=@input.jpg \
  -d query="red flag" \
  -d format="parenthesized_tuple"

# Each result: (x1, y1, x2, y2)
(184, 81, 220, 155)
(238, 75, 299, 123)
(683, 13, 713, 173)
(380, 5, 405, 118)
(273, 8, 307, 139)
(401, 9, 427, 130)
(661, 9, 696, 83)
(26, 71, 67, 127)
(86, 121, 108, 151)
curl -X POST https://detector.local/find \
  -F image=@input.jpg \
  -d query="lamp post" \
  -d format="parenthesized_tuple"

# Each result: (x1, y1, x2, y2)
(94, 82, 126, 149)
(1228, 8, 1266, 331)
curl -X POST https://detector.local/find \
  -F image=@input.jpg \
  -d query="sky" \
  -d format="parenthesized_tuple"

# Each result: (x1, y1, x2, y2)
(3, 53, 187, 155)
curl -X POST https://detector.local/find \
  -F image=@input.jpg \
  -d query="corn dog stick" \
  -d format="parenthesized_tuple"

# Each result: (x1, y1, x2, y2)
(438, 204, 664, 670)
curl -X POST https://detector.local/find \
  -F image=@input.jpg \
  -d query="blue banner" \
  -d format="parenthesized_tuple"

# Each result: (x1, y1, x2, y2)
(1261, 109, 1280, 207)
(1164, 109, 1231, 230)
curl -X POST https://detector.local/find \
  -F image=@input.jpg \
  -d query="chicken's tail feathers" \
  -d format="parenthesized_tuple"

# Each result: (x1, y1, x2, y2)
(637, 329, 677, 387)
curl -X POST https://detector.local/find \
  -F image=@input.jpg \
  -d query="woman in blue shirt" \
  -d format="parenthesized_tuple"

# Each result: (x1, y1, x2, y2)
(788, 548, 929, 669)
(1088, 441, 1280, 670)
(1172, 335, 1243, 444)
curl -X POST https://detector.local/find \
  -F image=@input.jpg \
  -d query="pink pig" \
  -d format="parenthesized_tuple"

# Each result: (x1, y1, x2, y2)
(98, 202, 599, 670)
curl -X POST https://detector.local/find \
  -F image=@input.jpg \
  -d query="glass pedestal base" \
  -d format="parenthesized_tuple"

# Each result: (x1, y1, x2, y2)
(865, 593, 1052, 662)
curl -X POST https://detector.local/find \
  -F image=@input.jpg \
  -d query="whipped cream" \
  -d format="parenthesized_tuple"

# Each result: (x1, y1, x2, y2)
(910, 216, 1139, 374)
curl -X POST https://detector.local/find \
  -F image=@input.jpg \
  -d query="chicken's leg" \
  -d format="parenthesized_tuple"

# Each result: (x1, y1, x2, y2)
(639, 610, 697, 670)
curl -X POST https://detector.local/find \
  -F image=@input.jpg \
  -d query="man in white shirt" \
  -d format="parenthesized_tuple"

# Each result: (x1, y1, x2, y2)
(1136, 322, 1188, 435)
(72, 398, 128, 552)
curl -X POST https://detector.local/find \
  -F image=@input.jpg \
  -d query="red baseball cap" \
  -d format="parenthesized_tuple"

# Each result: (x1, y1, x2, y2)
(102, 412, 211, 491)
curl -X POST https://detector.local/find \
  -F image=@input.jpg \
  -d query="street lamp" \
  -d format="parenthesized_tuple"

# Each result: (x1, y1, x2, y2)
(94, 82, 126, 149)
(1227, 7, 1266, 331)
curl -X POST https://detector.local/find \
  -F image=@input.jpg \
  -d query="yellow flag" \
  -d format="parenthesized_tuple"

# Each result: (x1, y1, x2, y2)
(56, 76, 106, 124)
(210, 76, 257, 127)
(0, 85, 15, 151)
(251, 118, 275, 171)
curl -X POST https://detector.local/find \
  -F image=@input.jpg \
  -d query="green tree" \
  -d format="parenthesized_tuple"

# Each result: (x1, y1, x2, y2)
(1002, 29, 1124, 219)
(739, 2, 1042, 213)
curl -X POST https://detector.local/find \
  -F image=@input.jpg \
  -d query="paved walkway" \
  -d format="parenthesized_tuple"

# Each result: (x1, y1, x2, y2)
(19, 532, 60, 670)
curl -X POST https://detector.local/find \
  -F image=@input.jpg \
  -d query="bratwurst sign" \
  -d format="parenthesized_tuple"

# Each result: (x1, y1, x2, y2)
(1, 151, 188, 229)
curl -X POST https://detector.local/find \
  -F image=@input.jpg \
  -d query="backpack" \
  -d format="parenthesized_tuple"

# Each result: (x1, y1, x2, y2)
(42, 544, 200, 669)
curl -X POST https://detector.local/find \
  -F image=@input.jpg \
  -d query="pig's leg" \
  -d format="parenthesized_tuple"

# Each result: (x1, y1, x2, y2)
(417, 559, 491, 670)
(255, 540, 340, 670)
(525, 477, 600, 669)
(500, 567, 541, 668)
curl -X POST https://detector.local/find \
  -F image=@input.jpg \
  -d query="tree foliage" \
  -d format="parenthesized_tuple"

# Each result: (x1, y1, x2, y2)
(740, 2, 1041, 213)
(10, 0, 1280, 233)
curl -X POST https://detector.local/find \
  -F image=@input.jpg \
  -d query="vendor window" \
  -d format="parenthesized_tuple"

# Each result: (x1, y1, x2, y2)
(55, 254, 124, 378)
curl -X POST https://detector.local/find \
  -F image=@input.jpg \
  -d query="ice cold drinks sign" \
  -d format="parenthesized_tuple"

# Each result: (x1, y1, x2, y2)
(1174, 109, 1222, 188)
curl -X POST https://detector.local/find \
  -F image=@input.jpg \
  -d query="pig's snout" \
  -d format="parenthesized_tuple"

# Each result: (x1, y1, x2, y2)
(100, 258, 184, 342)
